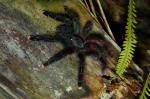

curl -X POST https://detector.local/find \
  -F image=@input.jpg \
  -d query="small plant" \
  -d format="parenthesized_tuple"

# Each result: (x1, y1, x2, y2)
(116, 0, 137, 76)
(140, 72, 150, 99)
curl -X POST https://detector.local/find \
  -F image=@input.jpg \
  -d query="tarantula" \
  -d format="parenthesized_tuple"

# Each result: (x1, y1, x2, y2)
(29, 6, 107, 88)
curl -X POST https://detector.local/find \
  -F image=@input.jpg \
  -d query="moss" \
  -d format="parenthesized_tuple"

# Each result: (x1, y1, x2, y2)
(0, 0, 64, 33)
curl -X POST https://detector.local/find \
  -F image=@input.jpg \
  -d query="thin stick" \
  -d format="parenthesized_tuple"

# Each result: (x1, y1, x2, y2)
(79, 0, 101, 27)
(96, 0, 116, 41)
(83, 0, 90, 10)
(89, 0, 97, 19)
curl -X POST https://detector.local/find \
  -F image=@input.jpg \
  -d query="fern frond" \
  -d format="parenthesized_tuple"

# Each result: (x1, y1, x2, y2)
(116, 0, 137, 76)
(140, 72, 150, 99)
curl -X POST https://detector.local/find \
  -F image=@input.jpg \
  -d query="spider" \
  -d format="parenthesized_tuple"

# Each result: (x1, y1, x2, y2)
(28, 6, 107, 89)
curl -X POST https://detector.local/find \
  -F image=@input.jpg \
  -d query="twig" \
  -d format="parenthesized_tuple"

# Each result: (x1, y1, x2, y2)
(96, 0, 116, 41)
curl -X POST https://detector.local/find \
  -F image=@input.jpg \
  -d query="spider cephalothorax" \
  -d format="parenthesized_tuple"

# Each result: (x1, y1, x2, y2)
(29, 6, 107, 88)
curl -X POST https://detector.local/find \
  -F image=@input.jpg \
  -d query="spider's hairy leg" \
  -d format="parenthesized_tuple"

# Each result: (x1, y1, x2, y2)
(29, 34, 60, 42)
(43, 47, 75, 66)
(64, 6, 79, 19)
(64, 6, 80, 34)
(55, 24, 73, 34)
(83, 20, 93, 33)
(44, 6, 81, 35)
(77, 53, 85, 89)
(43, 10, 69, 23)
(82, 20, 93, 38)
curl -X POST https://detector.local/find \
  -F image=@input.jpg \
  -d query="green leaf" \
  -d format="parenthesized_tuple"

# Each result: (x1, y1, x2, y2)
(140, 72, 150, 99)
(116, 0, 137, 76)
